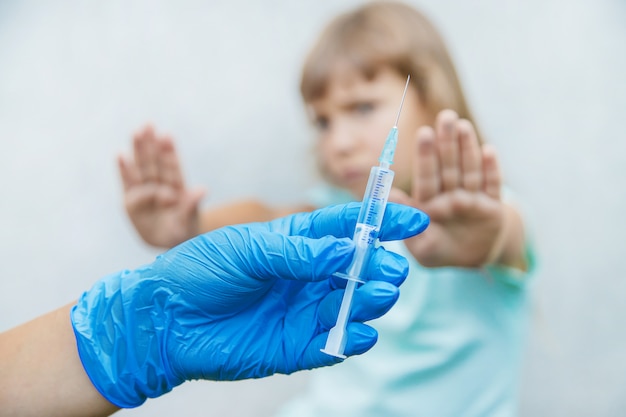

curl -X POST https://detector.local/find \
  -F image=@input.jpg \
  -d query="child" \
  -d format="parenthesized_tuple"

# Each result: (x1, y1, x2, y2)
(118, 2, 534, 415)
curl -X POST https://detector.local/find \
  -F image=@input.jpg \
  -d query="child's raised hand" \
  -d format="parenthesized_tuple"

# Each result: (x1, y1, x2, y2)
(390, 110, 511, 268)
(117, 125, 206, 248)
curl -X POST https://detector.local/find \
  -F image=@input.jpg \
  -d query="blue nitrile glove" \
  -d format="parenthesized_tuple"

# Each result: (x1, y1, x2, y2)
(71, 202, 429, 408)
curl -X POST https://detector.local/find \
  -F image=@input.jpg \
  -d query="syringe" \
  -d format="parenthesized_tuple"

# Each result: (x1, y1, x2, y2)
(321, 75, 411, 359)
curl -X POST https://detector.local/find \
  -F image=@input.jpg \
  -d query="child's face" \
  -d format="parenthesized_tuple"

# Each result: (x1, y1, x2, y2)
(309, 66, 431, 198)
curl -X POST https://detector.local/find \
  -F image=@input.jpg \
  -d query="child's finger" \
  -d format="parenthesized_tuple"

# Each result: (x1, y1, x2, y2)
(387, 187, 413, 206)
(157, 135, 184, 189)
(412, 126, 439, 203)
(435, 110, 461, 191)
(482, 144, 502, 199)
(134, 125, 159, 183)
(117, 154, 140, 192)
(458, 119, 482, 192)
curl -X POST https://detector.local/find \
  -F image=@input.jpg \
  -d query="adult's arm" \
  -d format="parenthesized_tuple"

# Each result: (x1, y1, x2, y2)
(0, 303, 118, 417)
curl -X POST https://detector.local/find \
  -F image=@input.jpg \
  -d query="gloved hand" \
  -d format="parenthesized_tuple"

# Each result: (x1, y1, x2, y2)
(71, 202, 429, 408)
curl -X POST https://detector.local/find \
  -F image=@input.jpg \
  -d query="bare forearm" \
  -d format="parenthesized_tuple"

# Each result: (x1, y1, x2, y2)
(199, 200, 315, 233)
(0, 303, 118, 417)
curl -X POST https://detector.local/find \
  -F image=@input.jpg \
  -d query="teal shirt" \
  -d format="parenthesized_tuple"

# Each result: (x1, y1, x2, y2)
(276, 186, 534, 417)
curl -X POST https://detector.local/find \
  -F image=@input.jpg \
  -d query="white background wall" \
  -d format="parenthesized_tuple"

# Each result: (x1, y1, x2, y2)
(1, 1, 624, 415)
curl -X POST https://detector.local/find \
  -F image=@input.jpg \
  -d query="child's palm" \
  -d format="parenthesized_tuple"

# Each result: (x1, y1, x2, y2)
(407, 188, 504, 267)
(117, 126, 205, 248)
(392, 111, 504, 267)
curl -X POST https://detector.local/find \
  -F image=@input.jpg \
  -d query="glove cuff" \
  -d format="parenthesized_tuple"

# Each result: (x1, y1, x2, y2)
(70, 269, 177, 408)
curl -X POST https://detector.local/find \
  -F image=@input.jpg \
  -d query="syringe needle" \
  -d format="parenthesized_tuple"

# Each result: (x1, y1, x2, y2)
(380, 74, 410, 167)
(393, 74, 411, 127)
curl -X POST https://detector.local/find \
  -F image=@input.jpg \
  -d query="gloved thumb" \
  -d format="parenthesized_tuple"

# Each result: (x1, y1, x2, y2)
(237, 229, 355, 282)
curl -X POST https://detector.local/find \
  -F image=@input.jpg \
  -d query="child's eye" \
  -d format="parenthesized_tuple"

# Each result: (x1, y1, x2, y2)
(314, 116, 329, 131)
(353, 102, 375, 115)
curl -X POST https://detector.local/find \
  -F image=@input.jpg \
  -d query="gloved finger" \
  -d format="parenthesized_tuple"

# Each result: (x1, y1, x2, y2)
(364, 247, 409, 286)
(328, 247, 409, 290)
(300, 333, 346, 369)
(343, 323, 378, 356)
(285, 202, 429, 242)
(227, 228, 354, 282)
(348, 281, 400, 322)
(299, 323, 378, 369)
(378, 202, 430, 241)
(317, 281, 399, 329)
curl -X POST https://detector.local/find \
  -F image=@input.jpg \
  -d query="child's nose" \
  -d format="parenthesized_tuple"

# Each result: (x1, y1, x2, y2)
(327, 122, 359, 156)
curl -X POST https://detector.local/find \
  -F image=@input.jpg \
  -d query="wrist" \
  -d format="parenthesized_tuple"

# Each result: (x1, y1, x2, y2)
(485, 204, 527, 271)
(71, 268, 179, 408)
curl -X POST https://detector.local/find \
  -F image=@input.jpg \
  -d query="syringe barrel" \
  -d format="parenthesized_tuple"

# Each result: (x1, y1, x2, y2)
(343, 166, 395, 282)
(358, 166, 395, 227)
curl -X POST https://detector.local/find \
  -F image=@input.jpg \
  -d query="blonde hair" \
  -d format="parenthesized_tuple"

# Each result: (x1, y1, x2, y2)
(300, 0, 483, 143)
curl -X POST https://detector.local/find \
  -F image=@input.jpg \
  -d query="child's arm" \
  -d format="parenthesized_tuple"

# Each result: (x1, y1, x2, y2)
(198, 201, 316, 233)
(390, 110, 527, 271)
(118, 125, 314, 249)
